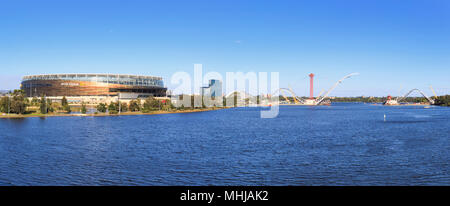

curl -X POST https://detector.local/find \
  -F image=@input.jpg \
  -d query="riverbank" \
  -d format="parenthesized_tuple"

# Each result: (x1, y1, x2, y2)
(0, 107, 223, 119)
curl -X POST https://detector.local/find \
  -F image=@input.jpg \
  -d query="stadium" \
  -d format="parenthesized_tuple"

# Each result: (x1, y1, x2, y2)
(21, 74, 167, 103)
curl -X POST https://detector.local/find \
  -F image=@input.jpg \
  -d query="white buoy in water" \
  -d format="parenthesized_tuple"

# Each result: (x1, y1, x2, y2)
(384, 114, 386, 122)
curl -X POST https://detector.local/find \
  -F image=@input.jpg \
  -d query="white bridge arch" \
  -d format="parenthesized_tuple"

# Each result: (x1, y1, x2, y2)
(272, 73, 359, 105)
(396, 88, 435, 104)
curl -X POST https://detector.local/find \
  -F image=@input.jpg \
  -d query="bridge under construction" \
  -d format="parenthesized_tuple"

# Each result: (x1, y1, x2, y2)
(384, 88, 436, 105)
(275, 72, 359, 106)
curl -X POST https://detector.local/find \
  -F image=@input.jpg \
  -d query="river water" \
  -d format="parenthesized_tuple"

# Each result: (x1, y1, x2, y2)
(0, 103, 449, 185)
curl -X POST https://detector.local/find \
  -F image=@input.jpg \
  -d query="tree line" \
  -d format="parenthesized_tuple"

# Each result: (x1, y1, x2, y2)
(3, 90, 448, 116)
(96, 97, 175, 114)
(0, 90, 27, 114)
(0, 90, 73, 115)
(0, 91, 197, 115)
(434, 95, 450, 106)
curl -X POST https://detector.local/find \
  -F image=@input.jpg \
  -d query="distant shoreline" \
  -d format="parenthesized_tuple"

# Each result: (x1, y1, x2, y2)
(0, 108, 223, 119)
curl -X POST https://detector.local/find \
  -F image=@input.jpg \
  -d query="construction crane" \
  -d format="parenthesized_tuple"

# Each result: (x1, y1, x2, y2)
(430, 85, 438, 99)
(288, 85, 301, 104)
(279, 89, 292, 103)
(273, 88, 305, 104)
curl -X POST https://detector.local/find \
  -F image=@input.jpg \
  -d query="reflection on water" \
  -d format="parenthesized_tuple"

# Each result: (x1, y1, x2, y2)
(0, 103, 449, 185)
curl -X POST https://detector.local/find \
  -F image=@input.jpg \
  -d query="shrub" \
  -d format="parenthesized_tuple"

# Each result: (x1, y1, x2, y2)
(96, 103, 107, 113)
(62, 104, 70, 113)
(128, 99, 141, 112)
(142, 97, 160, 112)
(81, 102, 87, 114)
(108, 102, 119, 114)
(120, 102, 128, 112)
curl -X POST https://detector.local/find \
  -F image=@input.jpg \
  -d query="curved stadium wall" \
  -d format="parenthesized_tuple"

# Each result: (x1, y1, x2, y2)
(21, 74, 167, 98)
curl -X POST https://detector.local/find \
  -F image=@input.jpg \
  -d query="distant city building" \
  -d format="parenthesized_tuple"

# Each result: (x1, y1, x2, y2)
(20, 74, 167, 100)
(201, 79, 222, 98)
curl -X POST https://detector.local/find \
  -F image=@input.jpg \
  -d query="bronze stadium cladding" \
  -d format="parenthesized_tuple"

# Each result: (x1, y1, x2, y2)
(21, 79, 167, 97)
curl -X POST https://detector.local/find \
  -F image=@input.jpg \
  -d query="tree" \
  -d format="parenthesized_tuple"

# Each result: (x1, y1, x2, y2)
(128, 99, 141, 112)
(435, 95, 450, 106)
(39, 94, 47, 114)
(61, 96, 70, 113)
(62, 104, 71, 113)
(61, 96, 68, 107)
(120, 102, 128, 112)
(81, 102, 87, 114)
(10, 90, 27, 114)
(96, 103, 107, 113)
(142, 97, 160, 113)
(24, 97, 30, 106)
(47, 99, 55, 113)
(31, 97, 39, 106)
(160, 99, 173, 111)
(0, 96, 9, 113)
(108, 102, 119, 114)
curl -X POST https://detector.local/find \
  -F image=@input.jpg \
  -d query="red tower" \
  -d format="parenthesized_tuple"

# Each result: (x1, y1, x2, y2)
(309, 73, 314, 99)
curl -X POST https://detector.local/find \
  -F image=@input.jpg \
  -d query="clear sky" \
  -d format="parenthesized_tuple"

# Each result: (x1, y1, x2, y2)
(0, 0, 449, 97)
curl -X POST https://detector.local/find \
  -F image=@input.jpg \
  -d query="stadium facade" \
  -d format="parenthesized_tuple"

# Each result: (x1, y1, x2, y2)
(21, 74, 167, 103)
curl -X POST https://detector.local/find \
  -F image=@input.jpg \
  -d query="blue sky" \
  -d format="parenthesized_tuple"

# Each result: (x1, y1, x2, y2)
(0, 0, 449, 96)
